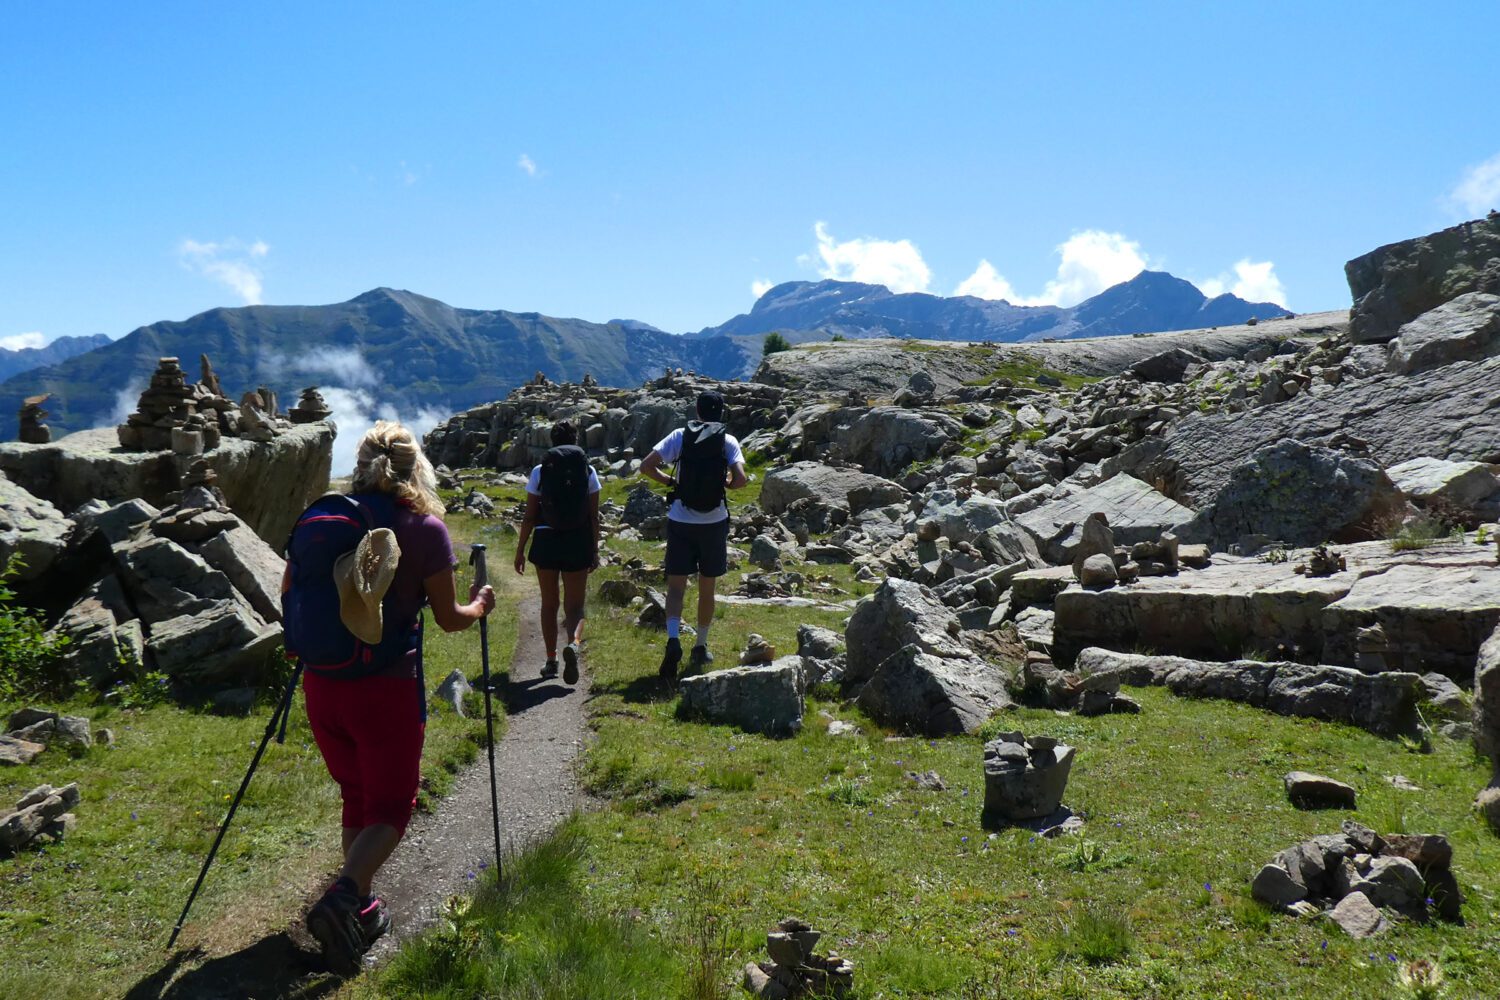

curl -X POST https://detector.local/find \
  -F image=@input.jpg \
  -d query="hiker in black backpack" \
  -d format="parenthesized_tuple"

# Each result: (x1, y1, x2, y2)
(286, 421, 495, 976)
(638, 391, 748, 679)
(513, 420, 601, 684)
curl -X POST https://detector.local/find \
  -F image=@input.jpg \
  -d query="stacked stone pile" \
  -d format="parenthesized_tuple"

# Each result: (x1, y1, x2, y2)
(288, 387, 332, 423)
(742, 918, 853, 999)
(0, 781, 80, 854)
(117, 357, 206, 451)
(1251, 821, 1463, 937)
(1, 707, 93, 766)
(981, 731, 1076, 825)
(17, 394, 50, 444)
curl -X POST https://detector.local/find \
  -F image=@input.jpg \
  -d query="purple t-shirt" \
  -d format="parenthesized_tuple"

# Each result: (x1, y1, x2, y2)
(373, 500, 457, 679)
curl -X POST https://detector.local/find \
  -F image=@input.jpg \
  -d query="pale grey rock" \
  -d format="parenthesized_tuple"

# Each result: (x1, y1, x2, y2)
(1387, 292, 1500, 374)
(1252, 861, 1308, 908)
(831, 407, 964, 478)
(760, 461, 904, 515)
(1328, 891, 1389, 938)
(0, 474, 70, 580)
(1476, 622, 1500, 779)
(198, 524, 286, 623)
(983, 739, 1075, 822)
(147, 599, 282, 685)
(1014, 474, 1194, 564)
(844, 578, 971, 684)
(678, 658, 804, 736)
(433, 669, 472, 717)
(1387, 456, 1500, 508)
(9, 715, 91, 751)
(112, 534, 235, 619)
(857, 644, 1014, 736)
(0, 735, 44, 766)
(1284, 771, 1357, 809)
(1345, 215, 1500, 344)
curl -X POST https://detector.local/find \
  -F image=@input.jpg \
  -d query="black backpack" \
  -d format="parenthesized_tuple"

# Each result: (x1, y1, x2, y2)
(674, 421, 728, 513)
(539, 445, 591, 530)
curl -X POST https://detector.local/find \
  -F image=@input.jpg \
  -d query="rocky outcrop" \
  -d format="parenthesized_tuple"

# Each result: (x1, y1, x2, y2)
(760, 462, 904, 516)
(843, 579, 971, 684)
(1075, 648, 1421, 736)
(1013, 473, 1194, 563)
(1386, 292, 1500, 374)
(0, 474, 70, 580)
(829, 406, 963, 478)
(0, 421, 332, 545)
(1345, 215, 1500, 344)
(1185, 440, 1403, 548)
(1387, 456, 1500, 509)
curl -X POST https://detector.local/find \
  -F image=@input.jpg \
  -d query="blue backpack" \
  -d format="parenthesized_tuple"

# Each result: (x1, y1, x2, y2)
(282, 493, 418, 678)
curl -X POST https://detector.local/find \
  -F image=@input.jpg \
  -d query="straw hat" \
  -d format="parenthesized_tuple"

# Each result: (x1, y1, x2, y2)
(333, 528, 402, 644)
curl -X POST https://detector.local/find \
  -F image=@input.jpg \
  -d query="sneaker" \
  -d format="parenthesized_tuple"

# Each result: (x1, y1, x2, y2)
(658, 637, 682, 681)
(358, 894, 390, 948)
(540, 659, 559, 679)
(306, 876, 364, 977)
(562, 642, 580, 685)
(688, 644, 714, 674)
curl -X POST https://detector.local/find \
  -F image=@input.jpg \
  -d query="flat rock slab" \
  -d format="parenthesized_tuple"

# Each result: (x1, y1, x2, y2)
(1014, 473, 1194, 563)
(1284, 770, 1358, 810)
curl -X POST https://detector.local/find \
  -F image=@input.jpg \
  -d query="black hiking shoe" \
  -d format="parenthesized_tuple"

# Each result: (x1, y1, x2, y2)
(562, 642, 580, 685)
(358, 894, 390, 948)
(659, 637, 682, 681)
(688, 645, 714, 674)
(307, 876, 364, 977)
(540, 658, 559, 680)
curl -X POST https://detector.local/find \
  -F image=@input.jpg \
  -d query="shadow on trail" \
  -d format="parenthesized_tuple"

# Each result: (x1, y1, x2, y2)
(587, 672, 676, 705)
(504, 676, 577, 714)
(123, 932, 340, 1000)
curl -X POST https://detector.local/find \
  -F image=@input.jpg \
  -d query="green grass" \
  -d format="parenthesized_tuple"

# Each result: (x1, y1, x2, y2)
(367, 540, 1500, 999)
(0, 510, 518, 999)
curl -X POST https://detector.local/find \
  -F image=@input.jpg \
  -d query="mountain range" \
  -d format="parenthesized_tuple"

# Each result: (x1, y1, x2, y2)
(0, 334, 110, 384)
(0, 273, 1288, 437)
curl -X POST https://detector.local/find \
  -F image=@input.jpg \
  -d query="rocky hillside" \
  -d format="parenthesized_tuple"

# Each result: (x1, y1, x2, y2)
(699, 271, 1289, 342)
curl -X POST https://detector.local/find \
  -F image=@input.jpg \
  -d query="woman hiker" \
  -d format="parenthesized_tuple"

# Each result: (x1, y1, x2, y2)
(513, 419, 601, 683)
(286, 420, 495, 975)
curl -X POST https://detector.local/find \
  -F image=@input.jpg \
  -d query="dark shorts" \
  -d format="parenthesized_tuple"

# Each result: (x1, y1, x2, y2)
(665, 516, 730, 578)
(529, 529, 594, 572)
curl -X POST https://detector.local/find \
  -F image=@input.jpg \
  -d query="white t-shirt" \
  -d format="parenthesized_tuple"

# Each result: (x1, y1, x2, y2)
(652, 426, 744, 524)
(525, 463, 601, 530)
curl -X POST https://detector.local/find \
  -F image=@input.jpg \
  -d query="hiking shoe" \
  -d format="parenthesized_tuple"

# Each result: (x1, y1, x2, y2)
(358, 894, 390, 948)
(659, 637, 683, 681)
(540, 658, 559, 679)
(306, 877, 364, 977)
(688, 644, 714, 674)
(562, 642, 580, 685)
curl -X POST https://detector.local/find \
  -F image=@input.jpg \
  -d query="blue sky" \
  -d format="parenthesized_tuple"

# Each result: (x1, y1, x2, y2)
(4, 1, 1499, 348)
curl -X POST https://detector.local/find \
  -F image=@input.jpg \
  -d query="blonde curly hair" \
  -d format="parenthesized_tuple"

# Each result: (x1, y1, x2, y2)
(351, 420, 444, 517)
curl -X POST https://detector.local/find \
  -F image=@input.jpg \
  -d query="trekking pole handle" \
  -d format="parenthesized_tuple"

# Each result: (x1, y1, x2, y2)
(470, 543, 488, 590)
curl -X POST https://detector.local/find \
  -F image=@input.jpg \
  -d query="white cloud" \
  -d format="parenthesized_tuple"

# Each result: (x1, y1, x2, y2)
(751, 279, 774, 299)
(178, 238, 269, 305)
(1198, 258, 1288, 306)
(321, 386, 449, 475)
(518, 153, 538, 177)
(953, 260, 1020, 302)
(811, 221, 932, 293)
(1449, 152, 1500, 216)
(261, 346, 381, 389)
(0, 332, 47, 351)
(101, 378, 147, 429)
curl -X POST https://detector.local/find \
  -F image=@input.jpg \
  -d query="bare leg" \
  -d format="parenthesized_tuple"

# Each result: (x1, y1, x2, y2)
(341, 825, 402, 898)
(342, 827, 359, 859)
(665, 574, 689, 622)
(537, 567, 561, 658)
(561, 569, 589, 644)
(696, 575, 717, 635)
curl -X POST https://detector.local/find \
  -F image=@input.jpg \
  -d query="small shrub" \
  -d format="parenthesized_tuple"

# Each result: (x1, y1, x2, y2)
(762, 332, 791, 357)
(704, 766, 755, 792)
(1044, 905, 1135, 966)
(682, 874, 736, 1000)
(0, 554, 70, 701)
(1055, 839, 1132, 874)
(823, 776, 872, 808)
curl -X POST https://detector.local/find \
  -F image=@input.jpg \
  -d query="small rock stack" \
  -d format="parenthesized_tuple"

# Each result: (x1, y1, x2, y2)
(1015, 653, 1140, 716)
(2, 707, 93, 765)
(1251, 821, 1464, 938)
(1070, 513, 1207, 591)
(742, 918, 853, 999)
(1298, 544, 1346, 577)
(982, 731, 1076, 825)
(118, 357, 207, 451)
(0, 782, 80, 854)
(18, 393, 51, 444)
(288, 387, 332, 424)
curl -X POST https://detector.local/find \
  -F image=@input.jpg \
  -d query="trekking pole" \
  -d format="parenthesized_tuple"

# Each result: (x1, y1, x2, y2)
(469, 544, 503, 880)
(167, 661, 304, 950)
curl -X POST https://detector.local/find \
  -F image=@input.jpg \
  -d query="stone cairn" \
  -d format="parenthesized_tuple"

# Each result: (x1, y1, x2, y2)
(1298, 544, 1346, 577)
(742, 918, 853, 999)
(288, 386, 332, 424)
(17, 393, 51, 444)
(118, 357, 204, 451)
(1251, 821, 1464, 938)
(982, 731, 1076, 827)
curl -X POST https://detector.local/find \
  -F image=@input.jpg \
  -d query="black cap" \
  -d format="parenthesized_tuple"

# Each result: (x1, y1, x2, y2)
(696, 391, 725, 421)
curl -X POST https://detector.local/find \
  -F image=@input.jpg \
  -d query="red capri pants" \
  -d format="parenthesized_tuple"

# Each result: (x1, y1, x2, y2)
(304, 672, 425, 836)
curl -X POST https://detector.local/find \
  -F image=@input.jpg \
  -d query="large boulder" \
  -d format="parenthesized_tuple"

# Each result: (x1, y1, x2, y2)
(1345, 215, 1500, 344)
(1387, 292, 1500, 374)
(147, 598, 281, 686)
(112, 534, 236, 620)
(0, 474, 71, 580)
(198, 525, 285, 623)
(1476, 623, 1500, 780)
(760, 462, 904, 516)
(1075, 647, 1422, 736)
(1128, 347, 1206, 383)
(830, 407, 964, 478)
(1386, 456, 1500, 509)
(1186, 440, 1402, 549)
(844, 578, 971, 684)
(1014, 474, 1194, 564)
(677, 657, 804, 736)
(855, 644, 1013, 736)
